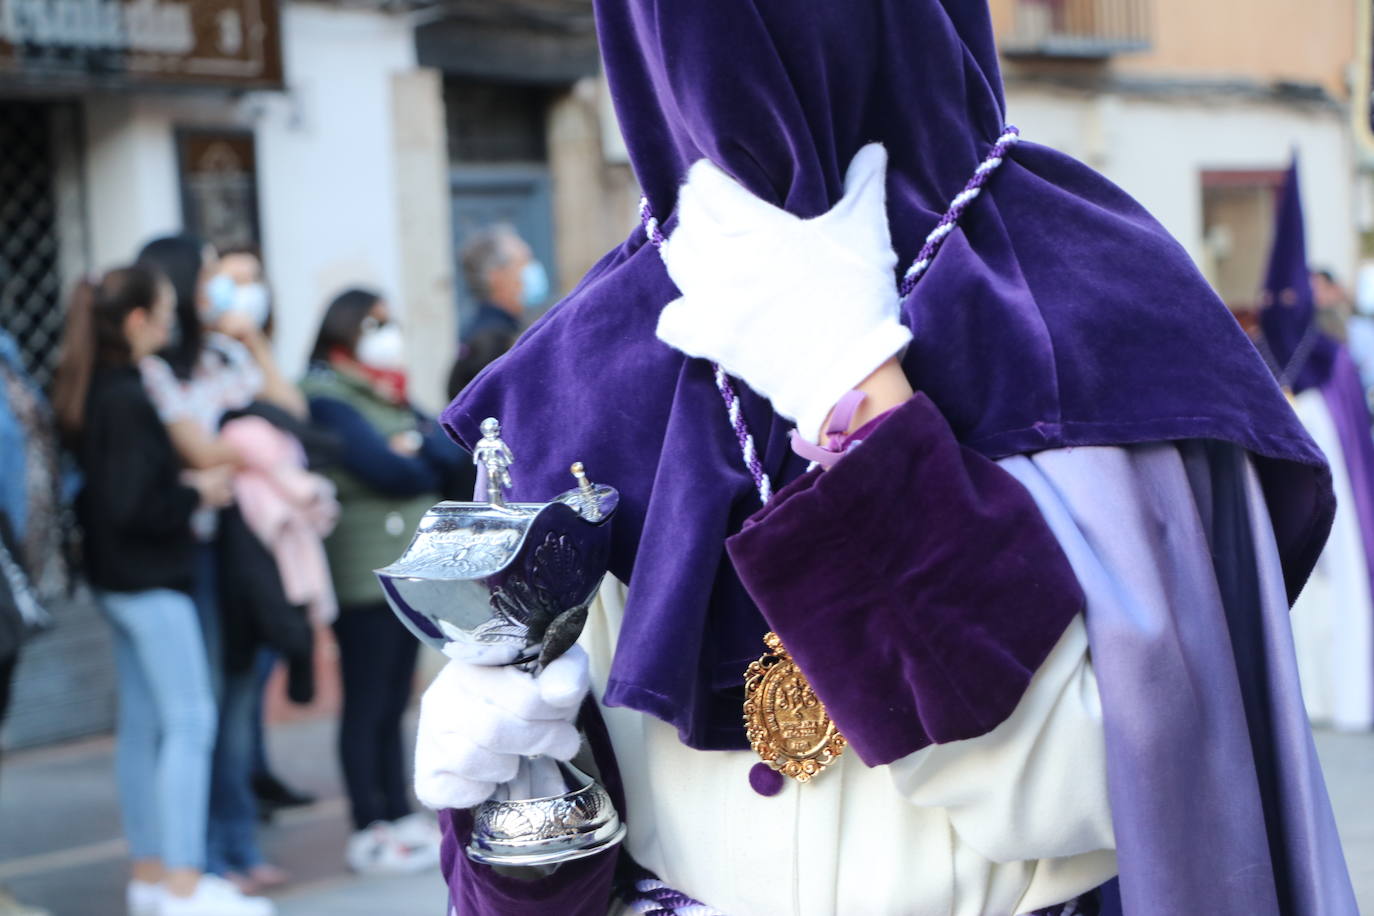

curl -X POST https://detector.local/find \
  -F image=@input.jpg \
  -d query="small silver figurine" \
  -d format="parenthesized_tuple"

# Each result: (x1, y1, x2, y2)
(375, 418, 625, 866)
(474, 417, 515, 506)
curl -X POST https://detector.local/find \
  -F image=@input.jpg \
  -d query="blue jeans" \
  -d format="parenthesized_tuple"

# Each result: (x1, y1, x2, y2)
(192, 544, 266, 874)
(251, 649, 276, 780)
(99, 588, 217, 870)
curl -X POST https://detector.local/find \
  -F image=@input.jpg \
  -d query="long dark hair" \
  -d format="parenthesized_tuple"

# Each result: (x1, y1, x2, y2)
(137, 234, 208, 380)
(51, 265, 162, 440)
(310, 288, 383, 363)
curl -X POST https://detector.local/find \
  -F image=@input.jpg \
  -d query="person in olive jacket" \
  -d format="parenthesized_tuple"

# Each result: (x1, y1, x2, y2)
(300, 288, 465, 875)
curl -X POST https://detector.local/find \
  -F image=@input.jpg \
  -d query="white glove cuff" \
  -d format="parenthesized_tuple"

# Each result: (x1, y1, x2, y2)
(792, 319, 913, 444)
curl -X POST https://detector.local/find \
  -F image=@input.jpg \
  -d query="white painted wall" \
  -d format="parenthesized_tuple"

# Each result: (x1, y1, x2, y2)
(83, 93, 195, 271)
(248, 2, 420, 379)
(1005, 88, 1359, 284)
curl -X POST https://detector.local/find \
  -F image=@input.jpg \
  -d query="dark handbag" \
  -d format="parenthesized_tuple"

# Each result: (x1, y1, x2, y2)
(216, 507, 316, 703)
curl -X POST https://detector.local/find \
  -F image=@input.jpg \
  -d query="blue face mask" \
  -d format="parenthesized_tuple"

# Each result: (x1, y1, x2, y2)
(205, 273, 236, 321)
(520, 260, 550, 310)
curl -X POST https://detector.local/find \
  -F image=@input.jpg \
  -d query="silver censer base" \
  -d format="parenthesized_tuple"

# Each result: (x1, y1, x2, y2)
(468, 760, 627, 867)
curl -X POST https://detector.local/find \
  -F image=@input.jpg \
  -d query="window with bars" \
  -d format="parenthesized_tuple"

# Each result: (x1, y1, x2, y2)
(0, 102, 88, 390)
(1002, 0, 1152, 58)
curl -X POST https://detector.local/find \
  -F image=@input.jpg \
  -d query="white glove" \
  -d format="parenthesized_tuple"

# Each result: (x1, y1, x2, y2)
(657, 143, 912, 442)
(414, 643, 590, 811)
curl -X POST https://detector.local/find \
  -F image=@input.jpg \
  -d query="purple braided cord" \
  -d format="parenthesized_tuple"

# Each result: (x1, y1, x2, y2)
(621, 877, 727, 916)
(713, 367, 773, 502)
(640, 199, 774, 504)
(621, 876, 1091, 915)
(899, 125, 1021, 297)
(639, 196, 667, 249)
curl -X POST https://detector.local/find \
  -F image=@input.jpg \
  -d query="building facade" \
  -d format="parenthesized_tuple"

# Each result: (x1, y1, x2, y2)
(989, 0, 1368, 310)
(0, 0, 457, 748)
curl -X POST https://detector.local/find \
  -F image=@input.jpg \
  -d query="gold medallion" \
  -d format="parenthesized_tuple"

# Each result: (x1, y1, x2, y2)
(743, 632, 846, 783)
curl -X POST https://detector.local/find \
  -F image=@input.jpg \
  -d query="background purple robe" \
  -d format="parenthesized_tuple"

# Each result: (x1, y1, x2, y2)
(1258, 162, 1374, 714)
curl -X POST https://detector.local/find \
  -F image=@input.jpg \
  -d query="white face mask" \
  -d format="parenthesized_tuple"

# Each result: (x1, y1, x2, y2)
(230, 282, 271, 328)
(356, 322, 407, 370)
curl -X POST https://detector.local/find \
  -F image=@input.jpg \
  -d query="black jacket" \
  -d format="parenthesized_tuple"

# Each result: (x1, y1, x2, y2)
(76, 367, 198, 593)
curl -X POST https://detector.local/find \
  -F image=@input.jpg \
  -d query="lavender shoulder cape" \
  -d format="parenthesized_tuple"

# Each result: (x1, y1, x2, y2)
(1002, 442, 1355, 915)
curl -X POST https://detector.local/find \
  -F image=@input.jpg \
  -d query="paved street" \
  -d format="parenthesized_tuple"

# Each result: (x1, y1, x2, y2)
(1315, 729, 1374, 908)
(1, 720, 1370, 915)
(0, 716, 442, 916)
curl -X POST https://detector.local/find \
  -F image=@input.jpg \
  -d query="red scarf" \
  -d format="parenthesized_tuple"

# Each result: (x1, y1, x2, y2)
(330, 351, 409, 406)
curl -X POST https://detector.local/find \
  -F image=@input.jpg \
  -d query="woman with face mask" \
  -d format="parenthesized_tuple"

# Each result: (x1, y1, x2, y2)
(136, 235, 303, 896)
(202, 246, 322, 822)
(50, 266, 272, 916)
(300, 289, 466, 876)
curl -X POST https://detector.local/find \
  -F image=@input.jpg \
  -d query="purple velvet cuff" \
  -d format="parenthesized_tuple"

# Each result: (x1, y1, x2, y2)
(725, 393, 1085, 767)
(439, 701, 625, 915)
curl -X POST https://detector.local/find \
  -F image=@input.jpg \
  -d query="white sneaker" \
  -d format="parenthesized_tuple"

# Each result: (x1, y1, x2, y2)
(158, 875, 275, 916)
(389, 812, 442, 852)
(127, 880, 163, 916)
(345, 821, 440, 875)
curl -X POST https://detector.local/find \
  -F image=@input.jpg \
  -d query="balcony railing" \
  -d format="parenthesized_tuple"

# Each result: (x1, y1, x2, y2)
(1002, 0, 1152, 59)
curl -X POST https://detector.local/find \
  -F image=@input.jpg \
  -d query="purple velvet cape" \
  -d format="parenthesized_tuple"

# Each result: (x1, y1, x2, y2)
(443, 0, 1331, 753)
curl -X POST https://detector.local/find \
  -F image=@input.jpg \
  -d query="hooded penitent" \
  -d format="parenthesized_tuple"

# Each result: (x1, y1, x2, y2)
(444, 0, 1330, 751)
(437, 2, 1357, 914)
(1260, 159, 1374, 726)
(1256, 161, 1340, 394)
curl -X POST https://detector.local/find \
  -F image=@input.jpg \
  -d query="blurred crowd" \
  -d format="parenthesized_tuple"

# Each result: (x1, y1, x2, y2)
(0, 225, 541, 916)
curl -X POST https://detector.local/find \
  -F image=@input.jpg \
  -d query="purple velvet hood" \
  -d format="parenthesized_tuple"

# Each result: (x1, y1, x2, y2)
(1257, 160, 1339, 394)
(442, 0, 1332, 750)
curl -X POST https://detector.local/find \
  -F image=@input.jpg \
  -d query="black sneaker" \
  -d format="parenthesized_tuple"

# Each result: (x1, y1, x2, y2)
(252, 772, 317, 811)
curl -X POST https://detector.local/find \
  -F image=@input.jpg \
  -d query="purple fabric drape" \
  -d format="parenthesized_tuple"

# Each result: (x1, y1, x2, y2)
(1001, 443, 1356, 915)
(442, 0, 1330, 751)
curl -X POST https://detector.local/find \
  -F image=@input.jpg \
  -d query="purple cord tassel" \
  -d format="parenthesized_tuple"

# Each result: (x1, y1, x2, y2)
(621, 877, 728, 916)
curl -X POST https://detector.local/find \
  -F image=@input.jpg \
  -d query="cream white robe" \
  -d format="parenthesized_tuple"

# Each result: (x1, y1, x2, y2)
(583, 447, 1149, 916)
(1289, 389, 1374, 730)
